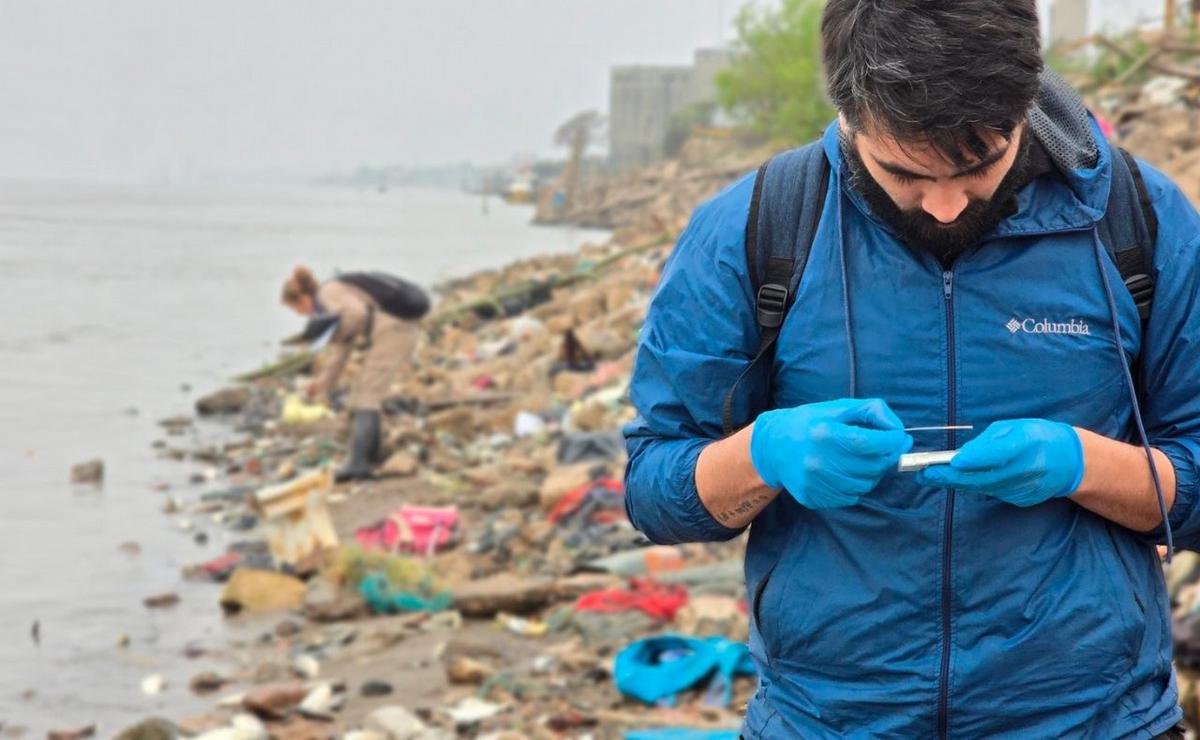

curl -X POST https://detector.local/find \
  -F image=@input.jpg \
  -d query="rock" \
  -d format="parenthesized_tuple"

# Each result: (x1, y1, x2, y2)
(196, 387, 251, 416)
(297, 682, 335, 719)
(292, 654, 320, 679)
(303, 578, 367, 622)
(118, 541, 142, 556)
(380, 450, 419, 477)
(242, 682, 308, 719)
(363, 706, 429, 739)
(70, 459, 104, 485)
(219, 569, 306, 614)
(143, 593, 180, 609)
(191, 714, 268, 740)
(114, 718, 179, 740)
(141, 674, 166, 695)
(537, 463, 594, 510)
(159, 416, 193, 432)
(176, 714, 227, 735)
(48, 727, 95, 740)
(360, 679, 393, 697)
(445, 656, 494, 685)
(443, 697, 506, 725)
(274, 618, 303, 638)
(261, 716, 335, 740)
(189, 672, 227, 695)
(451, 573, 556, 617)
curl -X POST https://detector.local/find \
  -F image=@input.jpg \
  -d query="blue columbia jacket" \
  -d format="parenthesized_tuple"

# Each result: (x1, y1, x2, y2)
(624, 114, 1200, 738)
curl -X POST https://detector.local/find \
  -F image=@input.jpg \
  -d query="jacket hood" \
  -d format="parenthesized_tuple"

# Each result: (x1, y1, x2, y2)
(823, 68, 1114, 240)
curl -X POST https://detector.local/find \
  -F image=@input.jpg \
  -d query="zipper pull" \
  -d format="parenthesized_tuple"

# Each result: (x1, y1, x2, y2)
(943, 271, 954, 300)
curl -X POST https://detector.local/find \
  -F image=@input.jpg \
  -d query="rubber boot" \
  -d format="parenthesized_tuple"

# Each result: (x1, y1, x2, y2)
(335, 409, 381, 483)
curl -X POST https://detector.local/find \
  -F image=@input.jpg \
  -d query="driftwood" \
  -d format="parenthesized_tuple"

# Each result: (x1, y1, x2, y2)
(235, 351, 314, 382)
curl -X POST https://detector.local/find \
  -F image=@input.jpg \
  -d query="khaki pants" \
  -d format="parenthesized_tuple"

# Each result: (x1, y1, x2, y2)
(349, 316, 418, 409)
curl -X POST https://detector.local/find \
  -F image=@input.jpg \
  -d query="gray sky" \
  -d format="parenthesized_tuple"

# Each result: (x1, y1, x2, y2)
(0, 0, 756, 182)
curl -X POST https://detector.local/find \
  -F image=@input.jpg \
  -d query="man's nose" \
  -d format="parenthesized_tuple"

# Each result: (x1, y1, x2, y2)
(921, 186, 970, 224)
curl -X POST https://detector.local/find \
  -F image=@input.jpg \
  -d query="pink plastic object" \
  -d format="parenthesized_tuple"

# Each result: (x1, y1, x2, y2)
(355, 505, 459, 557)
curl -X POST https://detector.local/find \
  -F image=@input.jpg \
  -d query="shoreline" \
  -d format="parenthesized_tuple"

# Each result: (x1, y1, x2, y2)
(52, 143, 764, 739)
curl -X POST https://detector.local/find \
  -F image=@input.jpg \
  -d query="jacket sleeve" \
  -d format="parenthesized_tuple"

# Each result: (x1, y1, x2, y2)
(1132, 162, 1200, 548)
(623, 173, 764, 545)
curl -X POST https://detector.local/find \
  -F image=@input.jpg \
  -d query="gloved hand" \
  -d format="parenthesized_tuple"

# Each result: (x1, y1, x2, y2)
(917, 419, 1084, 507)
(750, 398, 914, 510)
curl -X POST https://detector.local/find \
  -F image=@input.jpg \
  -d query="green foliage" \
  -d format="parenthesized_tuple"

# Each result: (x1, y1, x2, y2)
(716, 0, 833, 146)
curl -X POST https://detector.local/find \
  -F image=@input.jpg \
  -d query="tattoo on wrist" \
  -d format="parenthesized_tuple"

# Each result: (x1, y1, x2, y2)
(717, 491, 774, 523)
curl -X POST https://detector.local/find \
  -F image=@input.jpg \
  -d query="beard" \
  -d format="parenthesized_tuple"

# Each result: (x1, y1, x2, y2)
(840, 130, 1032, 265)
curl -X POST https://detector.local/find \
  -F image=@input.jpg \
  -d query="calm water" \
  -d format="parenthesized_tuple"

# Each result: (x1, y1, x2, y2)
(0, 180, 606, 734)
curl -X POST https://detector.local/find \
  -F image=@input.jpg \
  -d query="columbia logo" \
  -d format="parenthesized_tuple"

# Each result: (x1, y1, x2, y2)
(1006, 317, 1091, 336)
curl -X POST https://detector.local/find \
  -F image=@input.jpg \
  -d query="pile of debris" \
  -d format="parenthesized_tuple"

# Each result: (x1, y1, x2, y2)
(108, 154, 758, 738)
(1060, 31, 1200, 205)
(534, 137, 767, 238)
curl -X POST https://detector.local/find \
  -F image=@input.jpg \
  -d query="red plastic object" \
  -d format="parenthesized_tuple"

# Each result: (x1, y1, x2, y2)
(574, 577, 688, 621)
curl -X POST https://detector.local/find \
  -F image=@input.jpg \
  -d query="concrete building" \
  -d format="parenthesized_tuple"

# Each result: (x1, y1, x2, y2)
(1046, 0, 1164, 45)
(608, 48, 733, 171)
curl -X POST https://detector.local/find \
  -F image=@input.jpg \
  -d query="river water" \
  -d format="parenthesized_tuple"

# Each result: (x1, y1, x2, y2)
(0, 180, 606, 734)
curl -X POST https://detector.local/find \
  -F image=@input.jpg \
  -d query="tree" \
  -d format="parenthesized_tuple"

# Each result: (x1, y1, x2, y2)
(716, 0, 833, 147)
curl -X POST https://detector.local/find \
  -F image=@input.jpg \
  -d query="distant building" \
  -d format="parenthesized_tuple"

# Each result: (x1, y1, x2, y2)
(1047, 0, 1163, 45)
(608, 48, 734, 171)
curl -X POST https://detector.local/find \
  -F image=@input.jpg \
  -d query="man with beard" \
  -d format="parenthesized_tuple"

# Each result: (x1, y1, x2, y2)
(624, 1, 1200, 737)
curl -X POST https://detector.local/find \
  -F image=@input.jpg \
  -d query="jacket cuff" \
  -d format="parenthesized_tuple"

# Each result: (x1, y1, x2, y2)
(1155, 441, 1199, 538)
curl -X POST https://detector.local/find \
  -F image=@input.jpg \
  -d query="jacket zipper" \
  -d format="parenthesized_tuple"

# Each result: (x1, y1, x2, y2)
(938, 269, 957, 740)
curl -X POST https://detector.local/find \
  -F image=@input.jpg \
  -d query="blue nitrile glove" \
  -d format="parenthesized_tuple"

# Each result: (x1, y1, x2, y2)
(917, 419, 1084, 507)
(750, 398, 914, 509)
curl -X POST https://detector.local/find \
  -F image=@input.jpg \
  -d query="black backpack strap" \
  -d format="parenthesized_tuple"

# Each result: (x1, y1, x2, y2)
(1098, 147, 1158, 324)
(721, 142, 831, 436)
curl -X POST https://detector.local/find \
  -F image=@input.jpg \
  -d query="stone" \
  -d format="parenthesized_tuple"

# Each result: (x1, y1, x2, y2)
(190, 671, 227, 695)
(114, 718, 179, 740)
(360, 679, 393, 697)
(195, 387, 251, 416)
(297, 682, 336, 720)
(242, 682, 309, 719)
(445, 656, 494, 685)
(48, 727, 95, 740)
(292, 654, 320, 679)
(380, 450, 418, 477)
(143, 593, 180, 609)
(70, 459, 104, 485)
(118, 541, 142, 555)
(537, 463, 594, 510)
(303, 578, 367, 622)
(262, 716, 334, 740)
(219, 569, 306, 614)
(274, 618, 303, 638)
(451, 573, 556, 617)
(363, 706, 429, 739)
(140, 674, 166, 695)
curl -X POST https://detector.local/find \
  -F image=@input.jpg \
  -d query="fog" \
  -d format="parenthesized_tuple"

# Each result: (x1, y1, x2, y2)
(0, 0, 756, 182)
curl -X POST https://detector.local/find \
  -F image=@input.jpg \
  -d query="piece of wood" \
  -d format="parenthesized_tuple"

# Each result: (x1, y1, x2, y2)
(235, 351, 314, 382)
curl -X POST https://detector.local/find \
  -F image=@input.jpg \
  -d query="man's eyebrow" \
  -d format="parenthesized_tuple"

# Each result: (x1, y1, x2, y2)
(873, 143, 1011, 181)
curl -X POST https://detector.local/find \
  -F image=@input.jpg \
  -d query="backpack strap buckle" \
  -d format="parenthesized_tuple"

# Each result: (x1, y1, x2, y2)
(756, 283, 789, 329)
(1124, 273, 1154, 321)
